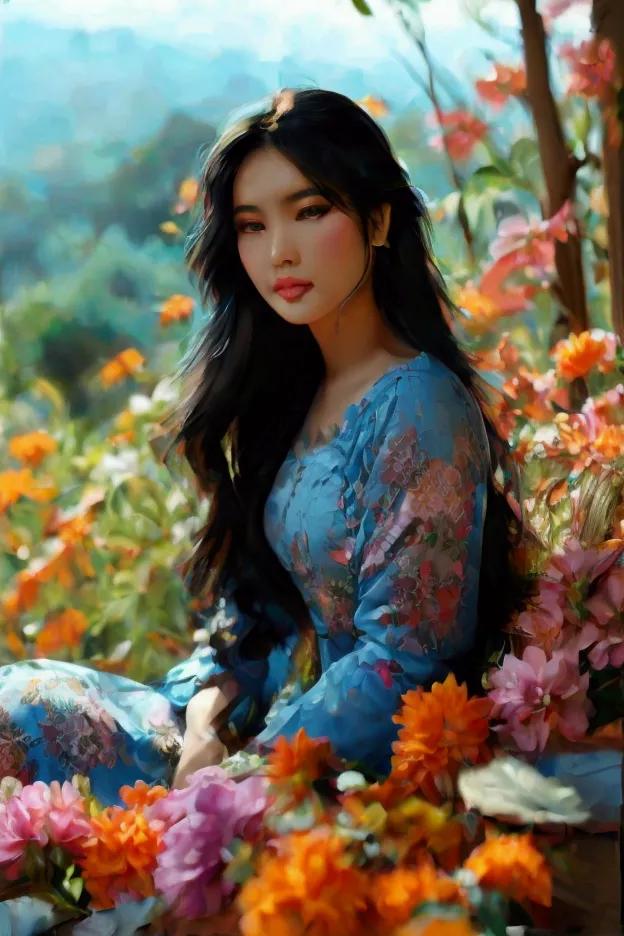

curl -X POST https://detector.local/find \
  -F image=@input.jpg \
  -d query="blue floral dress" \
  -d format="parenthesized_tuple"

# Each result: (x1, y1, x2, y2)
(0, 355, 545, 805)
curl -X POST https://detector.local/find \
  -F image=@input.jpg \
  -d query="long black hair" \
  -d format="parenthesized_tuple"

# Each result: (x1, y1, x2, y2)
(172, 86, 527, 677)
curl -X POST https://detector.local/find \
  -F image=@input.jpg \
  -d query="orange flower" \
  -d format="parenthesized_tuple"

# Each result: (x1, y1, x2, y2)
(99, 348, 145, 388)
(237, 829, 368, 936)
(391, 674, 492, 801)
(78, 806, 163, 909)
(464, 833, 551, 907)
(476, 63, 526, 109)
(552, 330, 616, 381)
(120, 779, 168, 809)
(0, 469, 57, 513)
(395, 917, 476, 936)
(373, 863, 462, 927)
(9, 431, 58, 467)
(593, 425, 624, 460)
(267, 728, 333, 798)
(160, 294, 195, 327)
(35, 608, 89, 657)
(357, 94, 390, 118)
(455, 285, 503, 335)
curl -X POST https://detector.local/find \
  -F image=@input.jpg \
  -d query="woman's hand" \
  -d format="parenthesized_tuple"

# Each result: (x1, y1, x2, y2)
(172, 684, 237, 790)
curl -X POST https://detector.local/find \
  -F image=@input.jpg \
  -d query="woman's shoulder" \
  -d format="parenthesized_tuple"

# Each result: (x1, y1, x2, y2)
(367, 352, 485, 438)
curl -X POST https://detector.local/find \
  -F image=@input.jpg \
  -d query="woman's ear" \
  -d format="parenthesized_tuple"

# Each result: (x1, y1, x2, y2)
(369, 203, 392, 248)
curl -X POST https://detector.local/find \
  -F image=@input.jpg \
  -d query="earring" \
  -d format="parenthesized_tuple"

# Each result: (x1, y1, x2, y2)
(374, 238, 390, 248)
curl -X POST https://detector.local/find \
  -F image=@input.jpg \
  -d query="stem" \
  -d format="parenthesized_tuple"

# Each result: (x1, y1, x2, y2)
(390, 8, 476, 267)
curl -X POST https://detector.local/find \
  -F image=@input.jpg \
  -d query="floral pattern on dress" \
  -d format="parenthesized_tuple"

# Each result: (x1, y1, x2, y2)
(0, 354, 490, 796)
(40, 696, 121, 775)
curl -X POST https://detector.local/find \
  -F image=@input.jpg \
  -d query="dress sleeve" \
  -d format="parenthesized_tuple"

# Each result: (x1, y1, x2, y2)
(154, 579, 298, 734)
(253, 369, 489, 769)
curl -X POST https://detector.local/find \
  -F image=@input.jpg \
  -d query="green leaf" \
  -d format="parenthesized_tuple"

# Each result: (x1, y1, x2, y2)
(68, 877, 84, 903)
(349, 0, 373, 13)
(476, 890, 509, 936)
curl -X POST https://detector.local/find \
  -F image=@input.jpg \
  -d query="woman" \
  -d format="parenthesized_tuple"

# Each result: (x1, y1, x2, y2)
(0, 87, 525, 804)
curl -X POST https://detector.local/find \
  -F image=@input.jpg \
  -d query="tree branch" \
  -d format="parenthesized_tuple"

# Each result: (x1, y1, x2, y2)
(516, 0, 590, 335)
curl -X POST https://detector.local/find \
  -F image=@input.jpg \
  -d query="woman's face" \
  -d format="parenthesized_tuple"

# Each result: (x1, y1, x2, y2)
(232, 146, 381, 326)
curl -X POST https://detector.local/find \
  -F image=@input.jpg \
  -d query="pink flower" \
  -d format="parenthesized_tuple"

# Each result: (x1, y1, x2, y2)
(562, 39, 616, 104)
(0, 780, 92, 871)
(516, 581, 565, 652)
(0, 795, 48, 866)
(587, 566, 624, 670)
(429, 109, 489, 161)
(542, 0, 588, 17)
(45, 781, 93, 852)
(146, 766, 268, 919)
(476, 64, 526, 110)
(489, 646, 591, 753)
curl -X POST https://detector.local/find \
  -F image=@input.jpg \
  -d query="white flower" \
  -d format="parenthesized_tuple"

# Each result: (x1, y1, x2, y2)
(128, 393, 152, 415)
(458, 756, 591, 826)
(165, 488, 187, 512)
(151, 376, 178, 404)
(91, 450, 140, 485)
(336, 771, 368, 793)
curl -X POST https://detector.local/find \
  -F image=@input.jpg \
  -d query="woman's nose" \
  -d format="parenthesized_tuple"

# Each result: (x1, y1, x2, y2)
(270, 230, 299, 267)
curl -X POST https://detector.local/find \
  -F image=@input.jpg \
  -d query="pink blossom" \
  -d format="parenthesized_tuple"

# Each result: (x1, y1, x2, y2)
(587, 566, 624, 670)
(429, 110, 489, 161)
(146, 766, 268, 919)
(561, 39, 616, 104)
(475, 64, 526, 110)
(516, 581, 565, 652)
(542, 0, 588, 17)
(489, 645, 591, 753)
(0, 795, 48, 865)
(481, 203, 576, 311)
(45, 781, 93, 852)
(0, 780, 92, 870)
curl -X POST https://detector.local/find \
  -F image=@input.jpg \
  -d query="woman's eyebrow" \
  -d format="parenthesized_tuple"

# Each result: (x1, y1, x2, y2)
(233, 186, 323, 216)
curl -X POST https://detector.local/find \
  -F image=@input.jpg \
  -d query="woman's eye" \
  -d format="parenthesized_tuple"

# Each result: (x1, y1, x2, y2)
(237, 205, 330, 233)
(298, 205, 330, 220)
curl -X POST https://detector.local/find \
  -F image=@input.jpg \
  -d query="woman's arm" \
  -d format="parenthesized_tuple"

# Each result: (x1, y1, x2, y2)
(253, 369, 488, 769)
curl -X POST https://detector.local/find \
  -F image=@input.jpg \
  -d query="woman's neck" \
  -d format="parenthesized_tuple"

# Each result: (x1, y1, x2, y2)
(309, 297, 416, 389)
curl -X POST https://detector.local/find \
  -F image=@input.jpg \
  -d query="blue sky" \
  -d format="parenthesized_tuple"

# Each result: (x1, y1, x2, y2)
(1, 0, 590, 64)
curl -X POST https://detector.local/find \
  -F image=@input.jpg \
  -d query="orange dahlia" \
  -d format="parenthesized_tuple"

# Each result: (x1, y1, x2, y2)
(373, 862, 463, 927)
(267, 728, 332, 799)
(9, 431, 58, 467)
(552, 330, 615, 381)
(391, 674, 492, 801)
(464, 833, 551, 907)
(77, 805, 164, 909)
(237, 828, 368, 936)
(120, 779, 168, 810)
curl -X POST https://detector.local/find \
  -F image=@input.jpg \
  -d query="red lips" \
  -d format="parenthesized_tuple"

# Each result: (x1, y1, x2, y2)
(273, 276, 312, 291)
